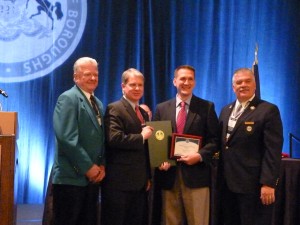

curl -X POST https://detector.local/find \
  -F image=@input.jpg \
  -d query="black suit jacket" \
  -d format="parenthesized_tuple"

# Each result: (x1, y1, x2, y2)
(219, 96, 283, 193)
(103, 97, 151, 191)
(153, 95, 219, 189)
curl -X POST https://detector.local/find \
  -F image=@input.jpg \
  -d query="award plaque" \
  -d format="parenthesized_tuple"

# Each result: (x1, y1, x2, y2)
(170, 133, 202, 159)
(146, 121, 176, 167)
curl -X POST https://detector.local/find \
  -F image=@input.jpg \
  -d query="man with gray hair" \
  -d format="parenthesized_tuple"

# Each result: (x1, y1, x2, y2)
(219, 68, 283, 225)
(52, 57, 105, 225)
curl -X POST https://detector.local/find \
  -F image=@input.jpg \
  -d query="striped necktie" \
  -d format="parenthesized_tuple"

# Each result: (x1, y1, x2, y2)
(176, 101, 186, 134)
(232, 103, 243, 118)
(135, 105, 145, 125)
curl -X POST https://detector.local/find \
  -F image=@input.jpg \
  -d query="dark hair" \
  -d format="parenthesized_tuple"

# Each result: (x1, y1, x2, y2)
(174, 65, 195, 77)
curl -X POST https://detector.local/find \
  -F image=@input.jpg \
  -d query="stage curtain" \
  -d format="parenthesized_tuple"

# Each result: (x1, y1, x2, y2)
(0, 0, 298, 203)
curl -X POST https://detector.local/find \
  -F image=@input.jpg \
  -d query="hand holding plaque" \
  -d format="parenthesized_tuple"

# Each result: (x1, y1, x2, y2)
(170, 133, 202, 159)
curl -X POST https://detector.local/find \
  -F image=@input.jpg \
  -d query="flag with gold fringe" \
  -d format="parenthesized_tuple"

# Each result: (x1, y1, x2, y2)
(252, 44, 261, 99)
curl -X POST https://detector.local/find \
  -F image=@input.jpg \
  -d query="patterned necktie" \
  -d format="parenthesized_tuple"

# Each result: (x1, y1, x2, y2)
(90, 95, 100, 116)
(176, 101, 186, 134)
(135, 105, 145, 125)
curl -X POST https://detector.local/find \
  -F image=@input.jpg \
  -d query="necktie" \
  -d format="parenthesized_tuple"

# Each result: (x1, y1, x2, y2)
(232, 103, 243, 118)
(135, 105, 145, 125)
(90, 95, 100, 116)
(177, 101, 186, 134)
(90, 95, 102, 126)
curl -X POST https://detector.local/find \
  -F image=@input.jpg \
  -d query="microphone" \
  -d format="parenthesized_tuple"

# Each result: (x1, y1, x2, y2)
(0, 89, 8, 98)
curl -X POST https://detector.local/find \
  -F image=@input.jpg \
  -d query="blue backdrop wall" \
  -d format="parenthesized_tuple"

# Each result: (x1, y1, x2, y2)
(0, 0, 299, 203)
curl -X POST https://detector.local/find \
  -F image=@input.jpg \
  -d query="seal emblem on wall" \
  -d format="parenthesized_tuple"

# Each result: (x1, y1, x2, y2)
(0, 0, 87, 82)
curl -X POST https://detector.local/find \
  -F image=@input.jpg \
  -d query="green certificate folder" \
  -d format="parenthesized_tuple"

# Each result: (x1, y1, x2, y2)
(146, 121, 176, 167)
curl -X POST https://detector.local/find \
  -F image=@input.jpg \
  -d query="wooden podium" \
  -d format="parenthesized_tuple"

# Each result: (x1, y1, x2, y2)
(0, 112, 18, 225)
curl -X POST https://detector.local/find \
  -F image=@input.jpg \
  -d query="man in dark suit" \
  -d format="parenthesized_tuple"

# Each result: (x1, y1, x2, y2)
(101, 68, 154, 225)
(153, 65, 219, 225)
(52, 57, 105, 225)
(218, 68, 283, 225)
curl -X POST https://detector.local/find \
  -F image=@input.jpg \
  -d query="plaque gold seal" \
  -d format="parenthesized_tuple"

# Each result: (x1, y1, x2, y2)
(155, 130, 165, 141)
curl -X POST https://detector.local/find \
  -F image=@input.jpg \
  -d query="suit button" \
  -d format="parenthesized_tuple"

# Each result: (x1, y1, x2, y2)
(225, 146, 229, 150)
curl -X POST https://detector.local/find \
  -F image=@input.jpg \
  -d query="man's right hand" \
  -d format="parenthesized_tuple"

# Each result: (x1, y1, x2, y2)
(141, 125, 153, 140)
(159, 162, 171, 171)
(86, 164, 105, 183)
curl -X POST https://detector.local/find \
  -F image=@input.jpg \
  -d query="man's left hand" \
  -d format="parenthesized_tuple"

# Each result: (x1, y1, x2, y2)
(260, 185, 275, 205)
(177, 153, 202, 165)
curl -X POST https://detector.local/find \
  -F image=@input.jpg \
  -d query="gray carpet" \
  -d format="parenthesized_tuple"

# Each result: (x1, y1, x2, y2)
(17, 204, 43, 225)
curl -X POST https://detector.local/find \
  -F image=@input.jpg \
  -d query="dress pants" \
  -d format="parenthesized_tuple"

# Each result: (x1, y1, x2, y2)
(101, 187, 147, 225)
(221, 182, 274, 225)
(52, 183, 100, 225)
(162, 167, 210, 225)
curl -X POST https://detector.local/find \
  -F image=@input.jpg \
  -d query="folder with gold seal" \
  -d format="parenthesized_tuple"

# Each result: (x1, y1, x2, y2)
(146, 121, 176, 167)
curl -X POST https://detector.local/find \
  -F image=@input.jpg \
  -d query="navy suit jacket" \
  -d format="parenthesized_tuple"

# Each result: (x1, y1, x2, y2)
(219, 96, 283, 193)
(153, 95, 219, 189)
(103, 97, 151, 191)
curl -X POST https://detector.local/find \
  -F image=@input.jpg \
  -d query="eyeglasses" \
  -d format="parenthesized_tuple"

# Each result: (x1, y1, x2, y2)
(126, 83, 144, 89)
(75, 72, 98, 78)
(83, 72, 98, 78)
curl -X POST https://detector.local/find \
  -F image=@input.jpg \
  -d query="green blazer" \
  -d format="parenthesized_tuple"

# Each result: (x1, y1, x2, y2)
(52, 85, 105, 186)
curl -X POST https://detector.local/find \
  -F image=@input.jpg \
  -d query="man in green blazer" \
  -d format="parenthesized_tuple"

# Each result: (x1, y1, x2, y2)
(52, 57, 105, 225)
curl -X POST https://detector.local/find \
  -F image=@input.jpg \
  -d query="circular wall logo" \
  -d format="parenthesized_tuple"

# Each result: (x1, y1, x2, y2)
(0, 0, 87, 83)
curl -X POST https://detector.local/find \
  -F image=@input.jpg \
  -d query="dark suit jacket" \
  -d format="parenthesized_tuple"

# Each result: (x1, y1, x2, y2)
(153, 95, 219, 189)
(52, 85, 105, 186)
(103, 97, 151, 191)
(219, 96, 283, 193)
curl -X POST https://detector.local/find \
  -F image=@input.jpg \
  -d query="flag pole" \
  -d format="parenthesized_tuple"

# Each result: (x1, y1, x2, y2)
(252, 43, 261, 98)
(254, 43, 258, 65)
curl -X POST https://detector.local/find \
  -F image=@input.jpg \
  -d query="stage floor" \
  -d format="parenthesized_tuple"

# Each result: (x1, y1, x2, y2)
(17, 204, 43, 225)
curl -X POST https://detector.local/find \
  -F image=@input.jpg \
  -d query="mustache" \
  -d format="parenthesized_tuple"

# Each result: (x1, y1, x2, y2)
(238, 88, 250, 91)
(239, 87, 250, 91)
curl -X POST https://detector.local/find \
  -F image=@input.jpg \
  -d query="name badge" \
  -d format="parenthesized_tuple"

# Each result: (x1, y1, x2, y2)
(228, 117, 237, 128)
